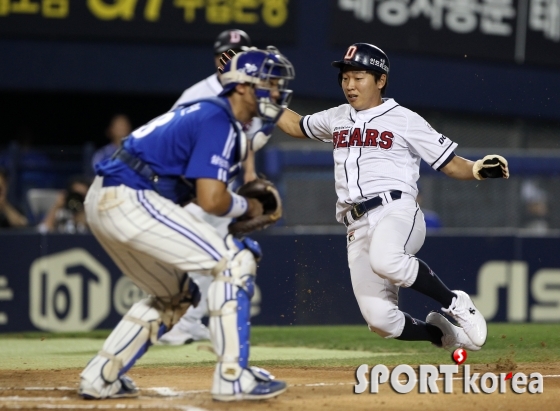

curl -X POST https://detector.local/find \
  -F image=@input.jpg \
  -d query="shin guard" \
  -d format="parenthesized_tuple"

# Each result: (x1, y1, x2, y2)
(209, 236, 259, 396)
(81, 276, 200, 387)
(81, 297, 165, 385)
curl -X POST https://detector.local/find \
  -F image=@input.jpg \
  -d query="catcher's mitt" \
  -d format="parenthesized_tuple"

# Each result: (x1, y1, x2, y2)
(228, 178, 282, 235)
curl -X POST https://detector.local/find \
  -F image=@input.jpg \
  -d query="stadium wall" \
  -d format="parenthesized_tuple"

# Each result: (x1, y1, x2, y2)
(1, 232, 559, 333)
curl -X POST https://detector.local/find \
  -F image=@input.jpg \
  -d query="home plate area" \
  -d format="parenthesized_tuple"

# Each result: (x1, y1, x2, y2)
(1, 364, 560, 411)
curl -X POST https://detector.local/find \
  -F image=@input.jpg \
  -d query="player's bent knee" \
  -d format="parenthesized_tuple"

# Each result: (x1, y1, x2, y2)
(370, 250, 396, 276)
(363, 304, 403, 339)
(369, 246, 406, 281)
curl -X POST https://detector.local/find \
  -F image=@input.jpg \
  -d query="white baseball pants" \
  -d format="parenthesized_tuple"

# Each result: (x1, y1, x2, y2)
(85, 177, 226, 301)
(346, 193, 426, 338)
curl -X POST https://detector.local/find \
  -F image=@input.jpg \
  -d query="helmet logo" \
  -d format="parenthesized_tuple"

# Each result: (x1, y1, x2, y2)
(229, 31, 241, 43)
(344, 46, 357, 60)
(243, 63, 258, 74)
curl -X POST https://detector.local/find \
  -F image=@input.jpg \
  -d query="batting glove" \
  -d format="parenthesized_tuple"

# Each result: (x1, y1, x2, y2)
(473, 154, 510, 180)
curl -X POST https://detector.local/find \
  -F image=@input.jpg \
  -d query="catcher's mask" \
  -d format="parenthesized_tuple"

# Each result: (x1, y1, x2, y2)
(218, 47, 295, 123)
(332, 43, 390, 93)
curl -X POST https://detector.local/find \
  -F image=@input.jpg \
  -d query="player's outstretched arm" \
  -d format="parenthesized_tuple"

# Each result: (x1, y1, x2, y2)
(441, 155, 509, 181)
(277, 109, 306, 139)
(440, 156, 476, 180)
(196, 178, 262, 217)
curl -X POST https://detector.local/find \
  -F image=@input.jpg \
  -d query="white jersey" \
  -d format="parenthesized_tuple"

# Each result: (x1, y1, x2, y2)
(171, 73, 262, 137)
(301, 98, 457, 223)
(171, 73, 223, 109)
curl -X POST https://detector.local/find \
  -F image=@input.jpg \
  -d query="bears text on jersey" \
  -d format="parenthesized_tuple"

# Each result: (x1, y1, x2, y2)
(333, 128, 394, 150)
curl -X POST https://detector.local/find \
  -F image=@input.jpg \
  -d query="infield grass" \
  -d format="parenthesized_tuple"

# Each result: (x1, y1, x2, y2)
(0, 323, 558, 369)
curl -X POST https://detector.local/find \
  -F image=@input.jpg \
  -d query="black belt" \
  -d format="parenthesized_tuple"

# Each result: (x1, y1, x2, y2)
(112, 147, 159, 182)
(343, 190, 402, 227)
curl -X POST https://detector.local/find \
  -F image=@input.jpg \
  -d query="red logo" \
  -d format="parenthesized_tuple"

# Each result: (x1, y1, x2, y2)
(452, 348, 467, 365)
(344, 46, 357, 60)
(229, 31, 241, 43)
(332, 128, 393, 150)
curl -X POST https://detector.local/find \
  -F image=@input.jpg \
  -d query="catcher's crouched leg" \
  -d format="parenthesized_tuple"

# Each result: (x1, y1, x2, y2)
(209, 236, 287, 401)
(79, 279, 200, 399)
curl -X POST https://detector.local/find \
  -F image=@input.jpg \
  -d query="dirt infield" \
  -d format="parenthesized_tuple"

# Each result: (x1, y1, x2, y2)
(1, 363, 559, 410)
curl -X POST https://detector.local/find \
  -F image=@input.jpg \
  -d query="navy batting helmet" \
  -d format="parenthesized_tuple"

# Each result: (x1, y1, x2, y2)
(332, 43, 390, 76)
(213, 29, 252, 55)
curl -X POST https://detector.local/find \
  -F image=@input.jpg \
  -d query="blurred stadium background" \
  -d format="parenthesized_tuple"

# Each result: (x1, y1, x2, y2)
(0, 0, 559, 332)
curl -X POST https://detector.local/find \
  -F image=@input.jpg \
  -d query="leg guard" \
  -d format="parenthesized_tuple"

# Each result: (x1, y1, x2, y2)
(209, 236, 287, 401)
(79, 297, 163, 399)
(79, 278, 200, 399)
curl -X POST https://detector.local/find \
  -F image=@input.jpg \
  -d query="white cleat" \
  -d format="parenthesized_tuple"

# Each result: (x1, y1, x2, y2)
(79, 375, 139, 400)
(158, 320, 210, 345)
(426, 311, 481, 351)
(441, 290, 487, 347)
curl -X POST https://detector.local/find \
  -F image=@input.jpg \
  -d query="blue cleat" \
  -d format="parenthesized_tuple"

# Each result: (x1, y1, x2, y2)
(212, 365, 287, 401)
(213, 379, 287, 402)
(243, 379, 288, 400)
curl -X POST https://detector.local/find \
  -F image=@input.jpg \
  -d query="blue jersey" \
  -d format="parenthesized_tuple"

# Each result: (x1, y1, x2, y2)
(95, 98, 244, 203)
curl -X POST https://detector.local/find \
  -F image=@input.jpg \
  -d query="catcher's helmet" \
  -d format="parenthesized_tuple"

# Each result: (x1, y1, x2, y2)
(213, 29, 252, 55)
(218, 47, 295, 123)
(332, 43, 390, 76)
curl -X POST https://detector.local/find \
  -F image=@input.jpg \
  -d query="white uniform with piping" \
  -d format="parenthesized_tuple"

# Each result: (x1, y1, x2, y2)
(301, 98, 457, 337)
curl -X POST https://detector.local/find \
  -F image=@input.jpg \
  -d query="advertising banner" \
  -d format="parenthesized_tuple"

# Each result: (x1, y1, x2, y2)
(0, 232, 559, 333)
(330, 0, 560, 66)
(0, 0, 295, 43)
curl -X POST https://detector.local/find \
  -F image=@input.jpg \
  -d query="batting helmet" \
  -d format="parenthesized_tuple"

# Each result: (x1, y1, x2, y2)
(213, 29, 252, 55)
(332, 43, 390, 76)
(218, 47, 295, 122)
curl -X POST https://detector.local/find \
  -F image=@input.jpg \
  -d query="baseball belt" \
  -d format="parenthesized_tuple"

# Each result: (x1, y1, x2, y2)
(343, 190, 402, 227)
(111, 146, 159, 182)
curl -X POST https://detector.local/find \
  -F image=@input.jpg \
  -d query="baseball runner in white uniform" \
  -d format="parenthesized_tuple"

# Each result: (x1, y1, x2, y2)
(160, 29, 272, 345)
(78, 48, 295, 401)
(277, 43, 510, 351)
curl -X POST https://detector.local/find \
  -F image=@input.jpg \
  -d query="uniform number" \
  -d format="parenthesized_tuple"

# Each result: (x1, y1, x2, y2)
(132, 112, 175, 138)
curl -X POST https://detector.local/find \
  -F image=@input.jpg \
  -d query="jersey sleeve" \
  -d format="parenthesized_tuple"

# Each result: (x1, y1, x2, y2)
(184, 108, 238, 183)
(404, 113, 458, 171)
(299, 108, 336, 143)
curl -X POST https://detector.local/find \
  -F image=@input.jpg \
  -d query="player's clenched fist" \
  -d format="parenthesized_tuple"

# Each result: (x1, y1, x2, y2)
(473, 154, 509, 180)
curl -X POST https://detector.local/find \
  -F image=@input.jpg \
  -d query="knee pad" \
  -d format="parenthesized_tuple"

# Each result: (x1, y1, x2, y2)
(208, 236, 258, 384)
